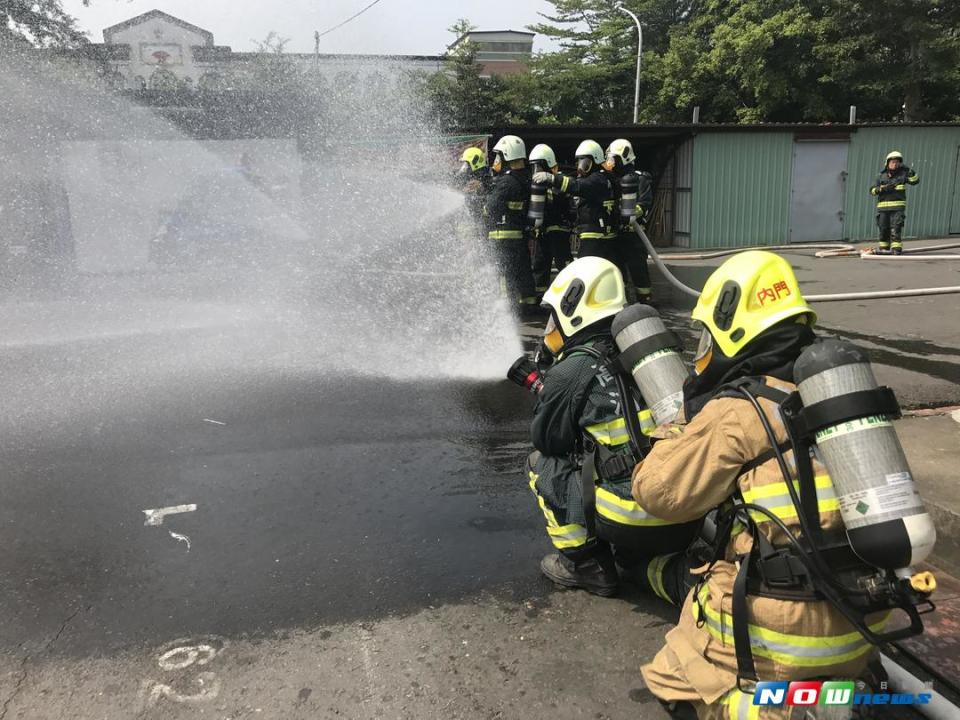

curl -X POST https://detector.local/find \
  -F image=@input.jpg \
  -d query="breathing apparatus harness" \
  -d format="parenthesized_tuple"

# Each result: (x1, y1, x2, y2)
(697, 377, 936, 691)
(564, 330, 684, 537)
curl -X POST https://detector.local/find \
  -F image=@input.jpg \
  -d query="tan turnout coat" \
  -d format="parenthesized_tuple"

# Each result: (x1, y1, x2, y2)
(632, 377, 881, 720)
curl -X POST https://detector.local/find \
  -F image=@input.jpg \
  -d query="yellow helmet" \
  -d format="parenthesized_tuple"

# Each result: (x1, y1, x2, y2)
(885, 150, 903, 162)
(541, 257, 626, 353)
(691, 251, 816, 360)
(460, 147, 487, 171)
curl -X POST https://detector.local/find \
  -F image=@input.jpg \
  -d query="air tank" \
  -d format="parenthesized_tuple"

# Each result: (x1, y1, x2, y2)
(794, 338, 936, 570)
(611, 304, 689, 425)
(528, 180, 548, 227)
(619, 172, 639, 221)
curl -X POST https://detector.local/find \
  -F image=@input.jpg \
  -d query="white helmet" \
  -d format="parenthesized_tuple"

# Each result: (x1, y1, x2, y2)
(606, 138, 636, 165)
(529, 143, 557, 169)
(541, 257, 626, 353)
(574, 139, 604, 165)
(493, 135, 526, 162)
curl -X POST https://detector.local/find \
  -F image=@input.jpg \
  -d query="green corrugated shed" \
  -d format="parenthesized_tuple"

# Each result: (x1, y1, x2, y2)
(690, 133, 794, 248)
(844, 127, 960, 240)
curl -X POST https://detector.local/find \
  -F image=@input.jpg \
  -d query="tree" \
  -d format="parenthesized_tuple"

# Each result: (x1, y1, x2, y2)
(419, 19, 522, 129)
(447, 18, 476, 42)
(526, 0, 696, 123)
(528, 0, 960, 123)
(816, 0, 960, 121)
(247, 32, 301, 92)
(2, 0, 89, 48)
(652, 0, 832, 123)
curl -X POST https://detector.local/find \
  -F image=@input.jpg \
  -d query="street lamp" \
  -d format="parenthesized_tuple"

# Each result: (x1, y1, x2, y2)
(616, 3, 642, 124)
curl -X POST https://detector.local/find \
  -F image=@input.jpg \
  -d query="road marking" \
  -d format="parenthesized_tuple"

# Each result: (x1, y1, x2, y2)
(169, 531, 191, 551)
(147, 672, 220, 706)
(158, 644, 218, 671)
(202, 418, 226, 426)
(143, 504, 197, 526)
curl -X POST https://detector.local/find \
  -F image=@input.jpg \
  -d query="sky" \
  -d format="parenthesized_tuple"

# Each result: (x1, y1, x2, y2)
(61, 0, 564, 55)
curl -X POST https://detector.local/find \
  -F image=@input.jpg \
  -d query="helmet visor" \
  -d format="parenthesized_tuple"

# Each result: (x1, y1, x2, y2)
(456, 161, 471, 176)
(692, 321, 714, 375)
(576, 157, 594, 176)
(543, 312, 564, 354)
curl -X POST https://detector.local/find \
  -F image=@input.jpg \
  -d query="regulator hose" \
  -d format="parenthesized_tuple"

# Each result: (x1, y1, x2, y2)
(630, 220, 960, 303)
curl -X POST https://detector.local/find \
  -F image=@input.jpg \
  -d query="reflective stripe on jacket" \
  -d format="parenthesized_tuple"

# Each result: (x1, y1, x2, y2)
(553, 171, 616, 239)
(871, 166, 918, 210)
(484, 169, 530, 239)
(632, 376, 880, 706)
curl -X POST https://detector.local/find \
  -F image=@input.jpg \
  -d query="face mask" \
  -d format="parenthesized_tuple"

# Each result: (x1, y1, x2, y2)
(693, 321, 714, 375)
(543, 313, 564, 354)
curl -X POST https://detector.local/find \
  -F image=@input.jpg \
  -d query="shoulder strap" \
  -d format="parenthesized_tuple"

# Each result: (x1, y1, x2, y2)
(716, 377, 790, 404)
(567, 343, 612, 437)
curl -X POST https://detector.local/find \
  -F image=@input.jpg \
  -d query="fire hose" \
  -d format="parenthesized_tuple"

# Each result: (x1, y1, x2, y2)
(631, 221, 960, 303)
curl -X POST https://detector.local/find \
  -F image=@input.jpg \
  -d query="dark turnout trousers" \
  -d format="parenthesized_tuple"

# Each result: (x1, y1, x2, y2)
(491, 236, 537, 305)
(532, 228, 574, 293)
(877, 209, 906, 252)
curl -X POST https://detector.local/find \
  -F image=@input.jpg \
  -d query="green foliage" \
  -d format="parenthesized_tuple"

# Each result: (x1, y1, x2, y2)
(2, 0, 89, 47)
(419, 0, 960, 126)
(418, 20, 538, 129)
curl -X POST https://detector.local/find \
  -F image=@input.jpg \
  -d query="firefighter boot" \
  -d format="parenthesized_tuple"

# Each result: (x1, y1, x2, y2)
(540, 543, 618, 597)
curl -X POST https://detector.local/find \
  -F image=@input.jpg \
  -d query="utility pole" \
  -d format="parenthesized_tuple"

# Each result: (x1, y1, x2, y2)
(616, 3, 642, 124)
(314, 30, 320, 69)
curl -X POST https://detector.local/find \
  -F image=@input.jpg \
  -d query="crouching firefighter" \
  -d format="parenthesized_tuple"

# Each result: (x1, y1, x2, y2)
(631, 250, 937, 719)
(508, 256, 702, 599)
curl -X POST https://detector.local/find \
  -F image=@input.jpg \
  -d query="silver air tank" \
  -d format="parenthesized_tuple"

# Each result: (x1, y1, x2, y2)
(611, 304, 689, 425)
(794, 339, 936, 570)
(619, 172, 639, 221)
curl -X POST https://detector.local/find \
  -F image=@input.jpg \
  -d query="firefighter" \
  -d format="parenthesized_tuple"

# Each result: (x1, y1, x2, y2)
(455, 146, 491, 225)
(532, 140, 617, 264)
(632, 251, 885, 719)
(870, 150, 919, 255)
(526, 257, 702, 599)
(604, 139, 655, 303)
(486, 135, 538, 314)
(528, 143, 574, 296)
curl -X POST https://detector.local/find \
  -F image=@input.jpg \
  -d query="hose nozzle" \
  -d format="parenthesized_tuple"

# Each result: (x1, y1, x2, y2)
(507, 356, 544, 395)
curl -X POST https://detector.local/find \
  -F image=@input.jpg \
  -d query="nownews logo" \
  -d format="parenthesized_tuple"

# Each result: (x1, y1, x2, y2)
(754, 680, 933, 707)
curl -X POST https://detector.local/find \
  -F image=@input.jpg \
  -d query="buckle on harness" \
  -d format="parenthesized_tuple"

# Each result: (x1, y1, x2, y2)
(758, 550, 810, 589)
(598, 453, 633, 480)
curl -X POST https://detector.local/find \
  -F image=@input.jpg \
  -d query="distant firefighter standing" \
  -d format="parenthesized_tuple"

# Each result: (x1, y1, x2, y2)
(870, 150, 919, 254)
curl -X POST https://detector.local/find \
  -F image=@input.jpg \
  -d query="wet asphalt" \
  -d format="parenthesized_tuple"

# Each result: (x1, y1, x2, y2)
(0, 295, 543, 659)
(3, 244, 959, 668)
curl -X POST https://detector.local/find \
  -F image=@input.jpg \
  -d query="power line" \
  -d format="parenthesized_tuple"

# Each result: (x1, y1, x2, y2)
(315, 0, 385, 39)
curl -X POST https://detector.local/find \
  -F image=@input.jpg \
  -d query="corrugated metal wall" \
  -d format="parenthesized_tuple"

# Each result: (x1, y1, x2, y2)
(844, 127, 960, 240)
(690, 133, 794, 248)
